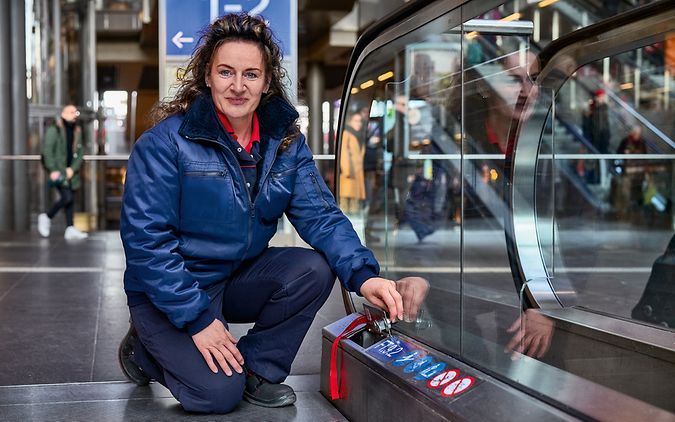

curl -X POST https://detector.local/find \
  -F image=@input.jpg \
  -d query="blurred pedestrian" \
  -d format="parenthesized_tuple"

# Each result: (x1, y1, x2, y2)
(586, 88, 611, 154)
(339, 111, 366, 214)
(37, 104, 88, 240)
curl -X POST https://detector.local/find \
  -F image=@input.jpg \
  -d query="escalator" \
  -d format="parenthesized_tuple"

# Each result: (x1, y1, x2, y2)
(471, 6, 674, 217)
(321, 0, 675, 420)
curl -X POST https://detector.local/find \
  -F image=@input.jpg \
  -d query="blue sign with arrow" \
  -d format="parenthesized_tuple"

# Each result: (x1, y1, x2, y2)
(219, 1, 293, 57)
(165, 0, 294, 58)
(165, 0, 210, 57)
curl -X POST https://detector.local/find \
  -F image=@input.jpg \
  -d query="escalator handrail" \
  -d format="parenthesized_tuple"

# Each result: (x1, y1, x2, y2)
(538, 0, 675, 66)
(508, 0, 675, 309)
(473, 8, 671, 155)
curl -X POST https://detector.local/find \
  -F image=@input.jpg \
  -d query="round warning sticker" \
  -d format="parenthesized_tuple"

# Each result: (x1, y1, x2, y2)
(426, 369, 460, 389)
(440, 376, 475, 397)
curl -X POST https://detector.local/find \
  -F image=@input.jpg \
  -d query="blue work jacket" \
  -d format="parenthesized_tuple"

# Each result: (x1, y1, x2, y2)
(121, 94, 379, 334)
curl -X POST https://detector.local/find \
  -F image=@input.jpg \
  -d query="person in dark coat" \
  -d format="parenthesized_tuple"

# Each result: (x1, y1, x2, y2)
(37, 104, 88, 240)
(614, 125, 648, 219)
(588, 88, 611, 154)
(117, 13, 407, 414)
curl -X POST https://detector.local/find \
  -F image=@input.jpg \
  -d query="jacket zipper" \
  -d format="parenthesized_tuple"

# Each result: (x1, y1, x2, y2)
(183, 133, 259, 259)
(258, 141, 283, 192)
(309, 171, 330, 209)
(183, 171, 226, 177)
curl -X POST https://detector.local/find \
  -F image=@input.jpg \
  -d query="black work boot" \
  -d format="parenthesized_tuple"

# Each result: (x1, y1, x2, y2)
(243, 369, 297, 408)
(118, 324, 151, 386)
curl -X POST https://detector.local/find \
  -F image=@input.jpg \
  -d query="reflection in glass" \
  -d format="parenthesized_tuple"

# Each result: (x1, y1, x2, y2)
(338, 0, 675, 413)
(550, 47, 674, 323)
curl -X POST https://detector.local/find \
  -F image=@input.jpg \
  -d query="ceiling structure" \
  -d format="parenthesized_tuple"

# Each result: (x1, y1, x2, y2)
(92, 0, 406, 99)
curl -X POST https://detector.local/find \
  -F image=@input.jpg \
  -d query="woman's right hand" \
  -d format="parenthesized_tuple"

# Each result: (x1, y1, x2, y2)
(360, 277, 404, 322)
(49, 171, 61, 181)
(191, 319, 245, 376)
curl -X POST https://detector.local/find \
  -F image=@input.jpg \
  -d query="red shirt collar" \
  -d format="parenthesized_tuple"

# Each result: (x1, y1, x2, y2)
(485, 121, 509, 154)
(216, 109, 260, 154)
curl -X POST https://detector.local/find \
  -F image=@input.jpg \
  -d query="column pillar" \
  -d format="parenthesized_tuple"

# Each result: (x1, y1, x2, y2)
(12, 0, 28, 230)
(307, 62, 325, 154)
(81, 0, 98, 230)
(0, 0, 14, 230)
(53, 0, 62, 106)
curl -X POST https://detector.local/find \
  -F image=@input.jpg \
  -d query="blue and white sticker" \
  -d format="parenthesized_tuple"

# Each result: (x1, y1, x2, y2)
(403, 355, 433, 374)
(415, 361, 446, 381)
(392, 351, 421, 367)
(366, 336, 413, 363)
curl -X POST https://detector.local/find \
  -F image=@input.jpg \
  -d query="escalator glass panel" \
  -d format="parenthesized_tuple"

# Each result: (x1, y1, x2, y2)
(548, 43, 675, 324)
(337, 0, 675, 415)
(338, 7, 464, 355)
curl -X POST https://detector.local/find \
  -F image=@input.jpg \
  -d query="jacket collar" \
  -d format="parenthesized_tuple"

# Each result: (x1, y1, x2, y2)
(178, 93, 299, 145)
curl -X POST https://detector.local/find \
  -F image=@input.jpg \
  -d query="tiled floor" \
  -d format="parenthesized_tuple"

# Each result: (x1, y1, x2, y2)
(0, 231, 347, 421)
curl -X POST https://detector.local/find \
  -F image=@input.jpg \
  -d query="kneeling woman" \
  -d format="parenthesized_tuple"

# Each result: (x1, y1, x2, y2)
(118, 13, 403, 414)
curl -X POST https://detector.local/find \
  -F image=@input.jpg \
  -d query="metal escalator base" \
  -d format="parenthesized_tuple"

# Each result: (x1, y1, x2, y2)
(320, 314, 578, 422)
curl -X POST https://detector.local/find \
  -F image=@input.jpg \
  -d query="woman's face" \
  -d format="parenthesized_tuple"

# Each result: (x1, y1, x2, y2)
(489, 52, 539, 121)
(206, 40, 269, 123)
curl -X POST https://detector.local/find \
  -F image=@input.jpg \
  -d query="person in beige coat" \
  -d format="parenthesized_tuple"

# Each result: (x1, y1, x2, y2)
(339, 111, 366, 214)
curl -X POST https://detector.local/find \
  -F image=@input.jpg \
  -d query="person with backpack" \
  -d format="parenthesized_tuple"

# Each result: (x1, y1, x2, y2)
(37, 104, 89, 240)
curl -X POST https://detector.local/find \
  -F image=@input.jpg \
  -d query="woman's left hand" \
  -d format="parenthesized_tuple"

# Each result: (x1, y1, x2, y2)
(506, 309, 554, 359)
(360, 277, 404, 322)
(396, 277, 429, 322)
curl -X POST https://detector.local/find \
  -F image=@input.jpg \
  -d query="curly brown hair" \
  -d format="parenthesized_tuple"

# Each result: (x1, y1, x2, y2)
(151, 13, 299, 149)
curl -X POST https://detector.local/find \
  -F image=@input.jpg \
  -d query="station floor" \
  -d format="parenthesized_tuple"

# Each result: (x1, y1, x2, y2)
(0, 231, 347, 421)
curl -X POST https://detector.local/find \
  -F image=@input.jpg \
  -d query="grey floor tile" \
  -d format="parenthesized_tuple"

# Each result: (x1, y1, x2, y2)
(92, 271, 132, 382)
(0, 274, 103, 384)
(0, 381, 346, 422)
(0, 230, 349, 421)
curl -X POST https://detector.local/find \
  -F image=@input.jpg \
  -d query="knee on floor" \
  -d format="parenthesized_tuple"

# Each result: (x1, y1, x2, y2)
(179, 372, 246, 414)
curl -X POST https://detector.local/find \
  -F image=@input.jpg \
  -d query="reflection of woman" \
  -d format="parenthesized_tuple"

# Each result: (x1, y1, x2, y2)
(434, 49, 549, 363)
(118, 14, 404, 414)
(460, 50, 539, 215)
(466, 51, 539, 155)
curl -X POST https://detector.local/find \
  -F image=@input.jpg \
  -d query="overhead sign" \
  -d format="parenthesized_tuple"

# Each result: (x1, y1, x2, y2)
(164, 0, 209, 57)
(160, 0, 298, 100)
(219, 1, 294, 58)
(165, 0, 295, 58)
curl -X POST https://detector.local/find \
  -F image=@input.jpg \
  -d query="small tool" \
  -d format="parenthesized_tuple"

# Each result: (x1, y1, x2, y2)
(363, 303, 393, 338)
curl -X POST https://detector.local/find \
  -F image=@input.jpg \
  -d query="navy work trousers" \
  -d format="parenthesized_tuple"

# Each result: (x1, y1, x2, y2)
(129, 247, 336, 413)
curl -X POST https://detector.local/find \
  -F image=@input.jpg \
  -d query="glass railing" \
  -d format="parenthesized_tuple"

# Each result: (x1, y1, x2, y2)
(0, 153, 335, 233)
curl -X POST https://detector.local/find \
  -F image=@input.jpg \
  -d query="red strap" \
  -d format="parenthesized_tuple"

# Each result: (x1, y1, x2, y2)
(329, 315, 369, 400)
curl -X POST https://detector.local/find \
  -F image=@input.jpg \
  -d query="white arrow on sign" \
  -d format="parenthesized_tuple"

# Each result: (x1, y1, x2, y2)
(223, 0, 269, 15)
(172, 31, 194, 49)
(249, 0, 270, 15)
